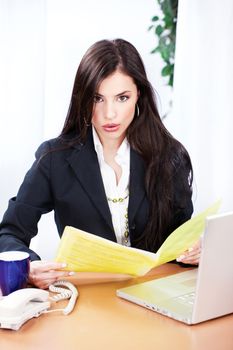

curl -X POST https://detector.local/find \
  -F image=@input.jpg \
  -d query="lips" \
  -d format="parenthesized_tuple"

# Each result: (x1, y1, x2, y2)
(102, 124, 120, 132)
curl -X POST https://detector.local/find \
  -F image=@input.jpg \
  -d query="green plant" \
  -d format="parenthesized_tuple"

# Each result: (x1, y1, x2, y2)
(148, 0, 178, 87)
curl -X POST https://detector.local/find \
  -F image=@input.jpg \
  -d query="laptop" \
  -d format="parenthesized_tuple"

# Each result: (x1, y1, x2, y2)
(116, 211, 233, 324)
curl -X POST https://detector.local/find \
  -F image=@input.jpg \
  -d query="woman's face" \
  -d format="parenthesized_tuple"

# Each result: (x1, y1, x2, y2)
(91, 70, 138, 147)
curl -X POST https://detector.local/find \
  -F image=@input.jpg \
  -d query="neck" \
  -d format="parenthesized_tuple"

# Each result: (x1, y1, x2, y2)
(92, 126, 125, 157)
(102, 139, 121, 154)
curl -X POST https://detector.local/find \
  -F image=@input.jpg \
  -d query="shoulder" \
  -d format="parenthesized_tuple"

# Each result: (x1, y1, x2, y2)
(35, 138, 59, 157)
(35, 134, 83, 160)
(170, 142, 192, 172)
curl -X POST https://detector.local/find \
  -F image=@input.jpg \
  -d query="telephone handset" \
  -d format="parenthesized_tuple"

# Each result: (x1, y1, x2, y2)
(0, 281, 78, 330)
(0, 288, 50, 330)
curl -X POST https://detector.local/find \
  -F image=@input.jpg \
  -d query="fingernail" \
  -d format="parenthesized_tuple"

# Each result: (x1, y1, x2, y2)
(188, 247, 194, 252)
(68, 271, 75, 276)
(61, 263, 67, 268)
(177, 255, 185, 262)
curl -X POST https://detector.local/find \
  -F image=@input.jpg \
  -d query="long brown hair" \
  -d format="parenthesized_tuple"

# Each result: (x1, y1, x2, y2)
(60, 39, 193, 251)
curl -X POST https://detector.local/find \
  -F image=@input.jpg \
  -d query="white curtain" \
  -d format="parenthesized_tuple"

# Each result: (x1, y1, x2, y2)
(166, 0, 233, 214)
(0, 0, 169, 258)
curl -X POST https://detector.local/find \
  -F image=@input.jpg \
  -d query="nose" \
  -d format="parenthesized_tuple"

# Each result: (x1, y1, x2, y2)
(104, 101, 116, 120)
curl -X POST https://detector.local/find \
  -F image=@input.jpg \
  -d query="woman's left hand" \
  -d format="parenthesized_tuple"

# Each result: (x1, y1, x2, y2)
(176, 239, 201, 265)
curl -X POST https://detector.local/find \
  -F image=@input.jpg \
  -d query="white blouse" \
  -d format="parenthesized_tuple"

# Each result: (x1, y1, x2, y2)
(92, 127, 131, 246)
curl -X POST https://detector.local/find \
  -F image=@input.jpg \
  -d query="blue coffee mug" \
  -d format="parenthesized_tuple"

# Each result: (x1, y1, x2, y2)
(0, 251, 30, 296)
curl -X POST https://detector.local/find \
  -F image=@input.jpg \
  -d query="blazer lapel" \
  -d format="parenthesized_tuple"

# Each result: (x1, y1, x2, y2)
(128, 149, 147, 227)
(66, 132, 146, 237)
(66, 132, 114, 233)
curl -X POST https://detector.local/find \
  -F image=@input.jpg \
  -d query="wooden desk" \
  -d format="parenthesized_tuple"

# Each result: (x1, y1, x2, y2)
(0, 264, 232, 350)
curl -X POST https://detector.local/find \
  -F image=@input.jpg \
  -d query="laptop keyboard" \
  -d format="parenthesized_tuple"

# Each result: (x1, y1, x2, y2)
(175, 292, 195, 305)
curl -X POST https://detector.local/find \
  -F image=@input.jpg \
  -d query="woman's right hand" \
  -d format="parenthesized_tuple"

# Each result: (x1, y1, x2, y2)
(28, 260, 74, 289)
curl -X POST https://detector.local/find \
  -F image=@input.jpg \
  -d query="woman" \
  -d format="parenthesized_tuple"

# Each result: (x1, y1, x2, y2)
(0, 39, 200, 289)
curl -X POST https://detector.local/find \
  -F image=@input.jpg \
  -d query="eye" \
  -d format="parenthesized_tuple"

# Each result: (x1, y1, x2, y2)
(93, 95, 103, 103)
(118, 95, 129, 102)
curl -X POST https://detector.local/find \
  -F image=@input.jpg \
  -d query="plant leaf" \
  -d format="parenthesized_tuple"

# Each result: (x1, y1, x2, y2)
(148, 24, 154, 31)
(149, 0, 178, 88)
(151, 15, 159, 22)
(161, 64, 173, 77)
(168, 74, 174, 87)
(150, 47, 160, 54)
(161, 48, 170, 61)
(155, 24, 163, 36)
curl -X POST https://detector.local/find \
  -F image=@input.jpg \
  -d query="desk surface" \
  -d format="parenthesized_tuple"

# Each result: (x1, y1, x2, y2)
(1, 264, 232, 350)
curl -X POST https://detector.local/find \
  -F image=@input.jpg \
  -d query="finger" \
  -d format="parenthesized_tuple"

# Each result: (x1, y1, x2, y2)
(182, 258, 199, 265)
(29, 269, 74, 284)
(190, 241, 201, 249)
(177, 238, 201, 262)
(30, 269, 74, 282)
(176, 252, 200, 263)
(30, 261, 67, 273)
(185, 247, 201, 258)
(32, 277, 58, 290)
(187, 238, 202, 252)
(42, 270, 75, 280)
(178, 253, 200, 265)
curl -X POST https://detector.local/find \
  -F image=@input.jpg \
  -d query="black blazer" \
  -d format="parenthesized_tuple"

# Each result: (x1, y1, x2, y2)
(0, 131, 193, 260)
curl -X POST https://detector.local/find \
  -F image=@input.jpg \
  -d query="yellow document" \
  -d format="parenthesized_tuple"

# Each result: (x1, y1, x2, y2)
(55, 201, 221, 276)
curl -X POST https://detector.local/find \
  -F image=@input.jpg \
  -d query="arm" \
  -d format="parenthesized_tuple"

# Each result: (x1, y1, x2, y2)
(0, 141, 76, 287)
(0, 234, 40, 261)
(170, 147, 200, 265)
(0, 141, 54, 260)
(170, 147, 194, 232)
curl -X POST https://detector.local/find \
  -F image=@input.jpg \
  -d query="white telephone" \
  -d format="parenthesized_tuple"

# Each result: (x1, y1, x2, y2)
(0, 281, 78, 331)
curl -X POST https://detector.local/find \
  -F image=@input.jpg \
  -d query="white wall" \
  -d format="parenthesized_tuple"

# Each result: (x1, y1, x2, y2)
(3, 1, 232, 260)
(165, 0, 233, 215)
(0, 0, 170, 259)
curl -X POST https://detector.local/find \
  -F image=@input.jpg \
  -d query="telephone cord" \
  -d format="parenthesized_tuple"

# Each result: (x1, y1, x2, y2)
(44, 280, 79, 315)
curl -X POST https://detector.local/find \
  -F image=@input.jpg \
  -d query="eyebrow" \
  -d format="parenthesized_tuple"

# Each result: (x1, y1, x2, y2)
(95, 90, 132, 97)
